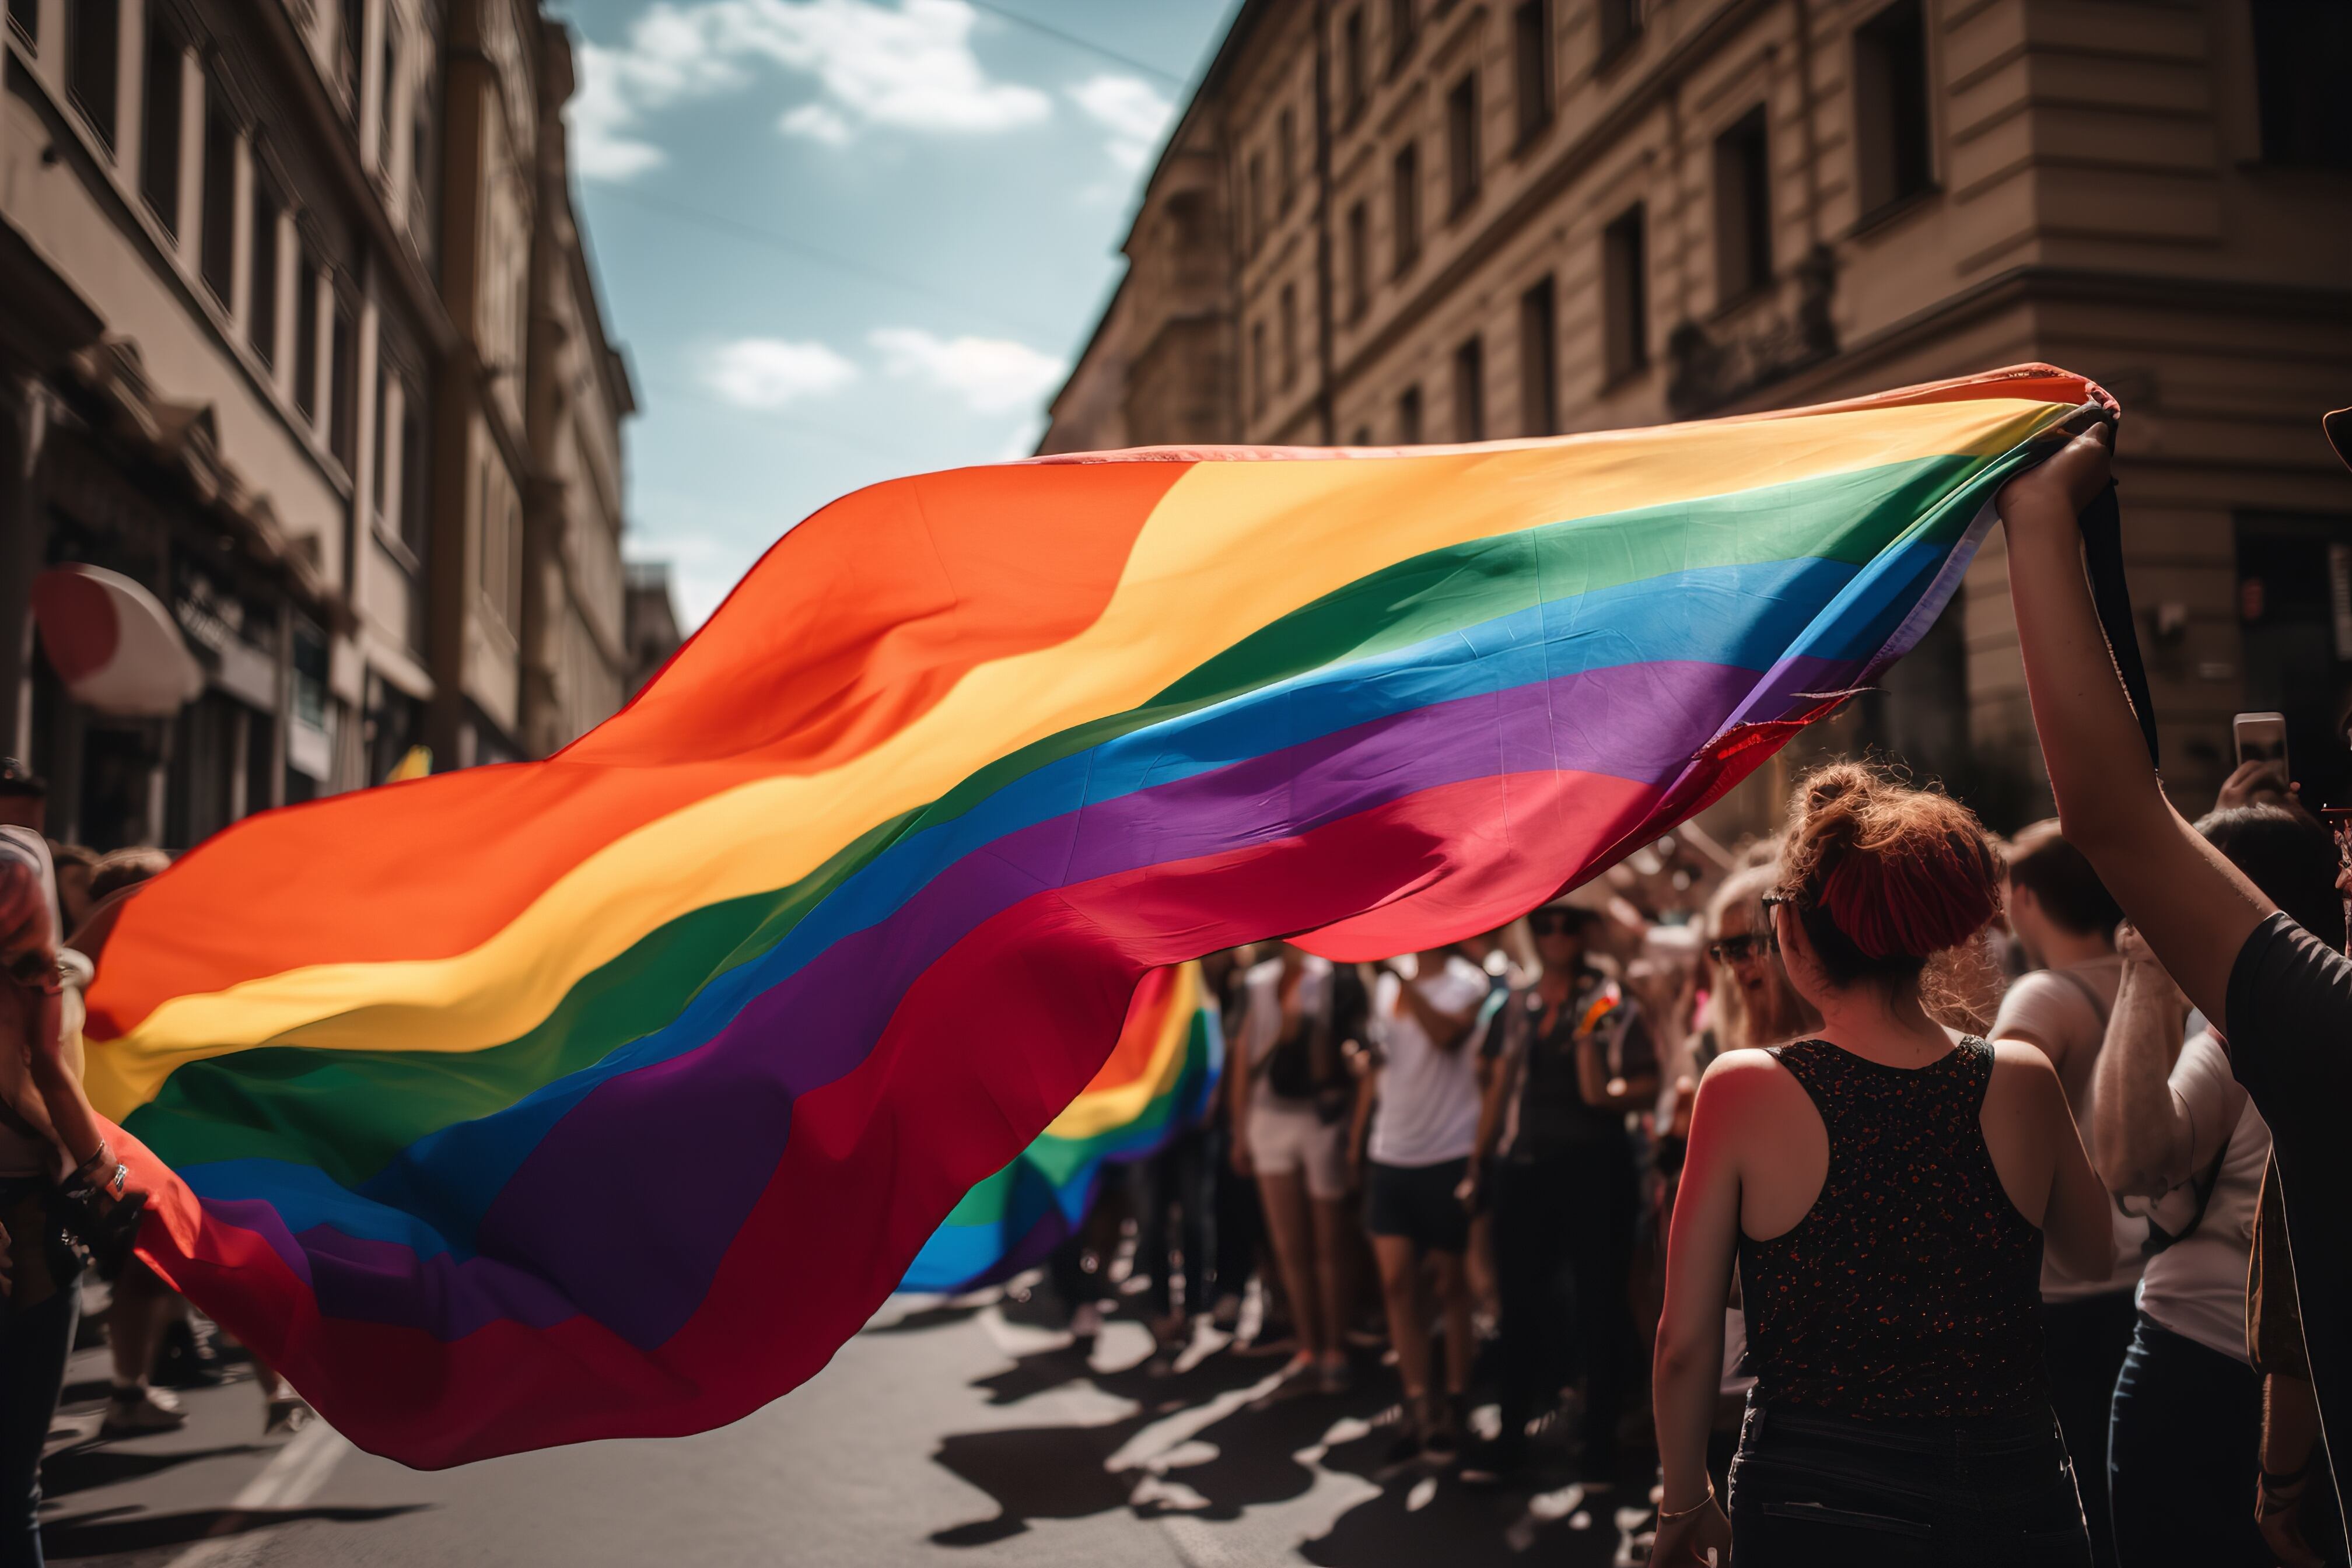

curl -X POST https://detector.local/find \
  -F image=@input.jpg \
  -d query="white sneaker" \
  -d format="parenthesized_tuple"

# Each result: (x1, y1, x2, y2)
(100, 1387, 188, 1437)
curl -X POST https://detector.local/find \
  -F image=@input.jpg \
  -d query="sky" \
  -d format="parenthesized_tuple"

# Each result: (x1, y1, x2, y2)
(541, 0, 1237, 626)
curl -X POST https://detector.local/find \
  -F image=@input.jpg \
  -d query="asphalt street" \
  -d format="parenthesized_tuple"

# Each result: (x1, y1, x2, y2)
(38, 1286, 1650, 1567)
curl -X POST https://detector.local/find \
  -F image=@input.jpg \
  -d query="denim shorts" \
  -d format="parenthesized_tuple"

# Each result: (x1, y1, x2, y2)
(1364, 1158, 1471, 1254)
(1727, 1399, 2092, 1567)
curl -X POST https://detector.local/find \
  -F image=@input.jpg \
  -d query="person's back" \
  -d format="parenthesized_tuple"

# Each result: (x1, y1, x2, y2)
(1739, 1036, 2046, 1420)
(1651, 764, 2113, 1568)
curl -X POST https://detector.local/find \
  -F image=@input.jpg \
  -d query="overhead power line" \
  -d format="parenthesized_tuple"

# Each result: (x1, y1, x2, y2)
(586, 185, 1066, 341)
(962, 0, 1188, 85)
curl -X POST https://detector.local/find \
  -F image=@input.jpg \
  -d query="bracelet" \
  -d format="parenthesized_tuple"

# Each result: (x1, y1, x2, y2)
(1658, 1482, 1716, 1523)
(70, 1138, 112, 1182)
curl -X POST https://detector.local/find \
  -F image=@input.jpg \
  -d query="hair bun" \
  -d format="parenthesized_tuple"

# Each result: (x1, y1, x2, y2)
(1782, 764, 2004, 973)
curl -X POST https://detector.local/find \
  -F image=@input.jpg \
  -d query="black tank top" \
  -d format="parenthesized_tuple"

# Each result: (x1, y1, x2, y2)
(1738, 1038, 2049, 1421)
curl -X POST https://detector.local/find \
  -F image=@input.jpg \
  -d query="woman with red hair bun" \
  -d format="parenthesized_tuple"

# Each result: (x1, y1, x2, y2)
(1650, 764, 2116, 1567)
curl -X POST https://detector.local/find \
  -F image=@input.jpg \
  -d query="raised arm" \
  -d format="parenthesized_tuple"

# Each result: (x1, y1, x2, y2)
(2090, 925, 2197, 1198)
(1997, 423, 2273, 1029)
(1394, 961, 1474, 1052)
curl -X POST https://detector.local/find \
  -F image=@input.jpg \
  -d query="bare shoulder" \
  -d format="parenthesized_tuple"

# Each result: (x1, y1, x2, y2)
(1985, 1039, 2068, 1119)
(1693, 1047, 1808, 1120)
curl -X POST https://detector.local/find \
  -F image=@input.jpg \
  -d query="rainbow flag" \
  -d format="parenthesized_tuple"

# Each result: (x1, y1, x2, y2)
(902, 961, 1220, 1294)
(83, 365, 2097, 1467)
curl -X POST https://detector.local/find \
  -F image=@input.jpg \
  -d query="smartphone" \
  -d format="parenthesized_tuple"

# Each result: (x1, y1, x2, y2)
(2234, 711, 2290, 774)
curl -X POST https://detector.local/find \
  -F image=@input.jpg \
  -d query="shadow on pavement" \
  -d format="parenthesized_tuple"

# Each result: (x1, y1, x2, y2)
(927, 1319, 1644, 1565)
(41, 1504, 425, 1559)
(38, 1443, 274, 1502)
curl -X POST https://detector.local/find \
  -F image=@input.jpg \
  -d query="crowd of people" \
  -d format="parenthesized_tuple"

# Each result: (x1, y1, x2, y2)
(1034, 418, 2352, 1566)
(4, 412, 2352, 1568)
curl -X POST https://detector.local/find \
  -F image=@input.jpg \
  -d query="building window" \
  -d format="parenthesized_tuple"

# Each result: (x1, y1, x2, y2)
(373, 363, 393, 519)
(329, 295, 358, 469)
(340, 0, 364, 104)
(1446, 74, 1480, 215)
(1278, 107, 1297, 213)
(249, 173, 281, 367)
(400, 386, 429, 559)
(140, 12, 183, 233)
(1342, 9, 1367, 121)
(1853, 0, 1933, 216)
(1520, 275, 1557, 436)
(199, 92, 237, 306)
(1453, 335, 1485, 442)
(1597, 0, 1641, 61)
(1713, 106, 1772, 304)
(1397, 383, 1423, 444)
(377, 18, 398, 172)
(1279, 283, 1300, 388)
(1602, 202, 1648, 382)
(6, 0, 34, 48)
(1346, 200, 1371, 321)
(65, 0, 120, 149)
(293, 250, 320, 423)
(1513, 0, 1551, 145)
(1250, 320, 1268, 417)
(1391, 142, 1420, 274)
(2250, 2, 2352, 168)
(1247, 152, 1266, 252)
(1388, 0, 1415, 71)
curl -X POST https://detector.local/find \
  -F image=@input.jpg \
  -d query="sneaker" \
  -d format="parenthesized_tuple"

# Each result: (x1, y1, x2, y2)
(1423, 1422, 1461, 1466)
(264, 1396, 314, 1436)
(1209, 1295, 1242, 1331)
(1378, 1426, 1425, 1473)
(153, 1317, 226, 1389)
(100, 1387, 188, 1437)
(1316, 1356, 1352, 1396)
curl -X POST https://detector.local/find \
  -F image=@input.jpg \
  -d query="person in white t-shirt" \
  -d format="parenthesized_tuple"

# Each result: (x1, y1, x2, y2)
(1992, 820, 2140, 1568)
(1228, 945, 1354, 1396)
(1357, 947, 1486, 1467)
(2092, 806, 2334, 1568)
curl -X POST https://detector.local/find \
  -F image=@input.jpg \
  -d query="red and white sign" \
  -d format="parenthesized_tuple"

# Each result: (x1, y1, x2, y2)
(30, 564, 205, 718)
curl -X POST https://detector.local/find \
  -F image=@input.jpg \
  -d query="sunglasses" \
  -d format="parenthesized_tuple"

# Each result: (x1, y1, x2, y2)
(1527, 910, 1584, 936)
(1709, 933, 1777, 963)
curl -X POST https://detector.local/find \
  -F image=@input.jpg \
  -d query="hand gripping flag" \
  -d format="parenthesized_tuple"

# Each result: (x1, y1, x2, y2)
(901, 960, 1221, 1295)
(82, 365, 2099, 1466)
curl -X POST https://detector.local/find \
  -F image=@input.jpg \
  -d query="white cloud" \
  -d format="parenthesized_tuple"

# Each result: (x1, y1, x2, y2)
(1067, 74, 1172, 172)
(705, 338, 861, 408)
(870, 328, 1065, 415)
(569, 0, 1050, 177)
(570, 43, 668, 180)
(780, 102, 854, 145)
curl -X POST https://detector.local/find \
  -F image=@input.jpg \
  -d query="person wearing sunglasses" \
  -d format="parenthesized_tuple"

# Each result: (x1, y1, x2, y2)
(1652, 763, 2113, 1567)
(1461, 899, 1657, 1491)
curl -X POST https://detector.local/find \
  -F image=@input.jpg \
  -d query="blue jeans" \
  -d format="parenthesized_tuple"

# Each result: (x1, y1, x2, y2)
(1728, 1400, 2091, 1567)
(2, 1186, 81, 1568)
(2107, 1312, 2266, 1567)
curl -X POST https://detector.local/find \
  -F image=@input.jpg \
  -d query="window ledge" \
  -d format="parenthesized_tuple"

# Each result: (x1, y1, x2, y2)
(1850, 183, 1940, 242)
(373, 519, 423, 574)
(1512, 115, 1554, 158)
(1707, 278, 1774, 324)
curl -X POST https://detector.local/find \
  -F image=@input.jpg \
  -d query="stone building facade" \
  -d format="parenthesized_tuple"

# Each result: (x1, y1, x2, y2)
(0, 0, 644, 851)
(1042, 0, 2352, 832)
